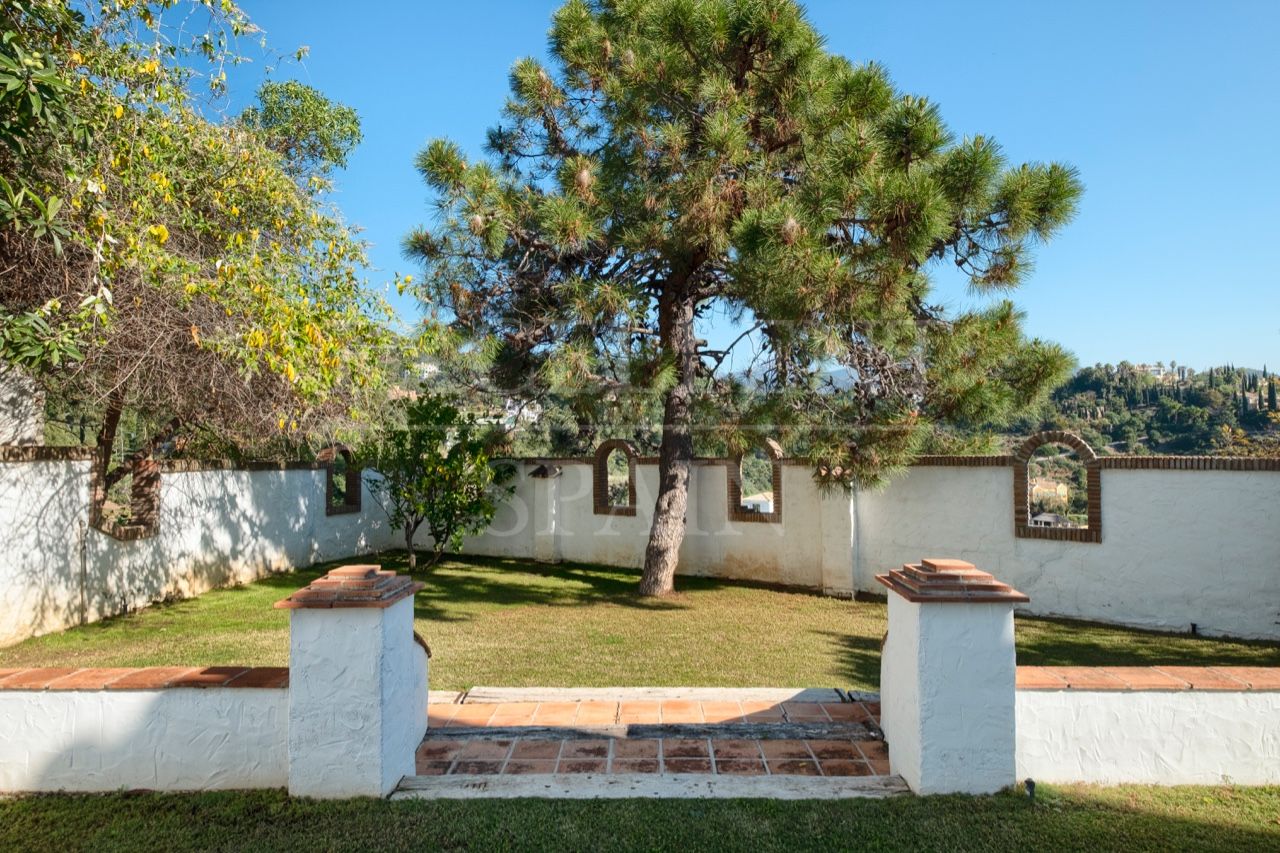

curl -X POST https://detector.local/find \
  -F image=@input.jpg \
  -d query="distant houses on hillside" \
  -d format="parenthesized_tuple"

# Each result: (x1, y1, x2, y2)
(1029, 478, 1070, 504)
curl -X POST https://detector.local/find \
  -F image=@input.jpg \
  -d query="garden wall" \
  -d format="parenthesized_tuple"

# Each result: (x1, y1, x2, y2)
(0, 451, 390, 647)
(457, 460, 853, 593)
(0, 667, 289, 792)
(1015, 666, 1280, 785)
(454, 447, 1280, 639)
(4, 431, 1279, 647)
(854, 464, 1280, 638)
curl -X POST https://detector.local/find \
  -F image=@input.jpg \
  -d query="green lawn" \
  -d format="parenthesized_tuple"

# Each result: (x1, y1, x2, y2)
(1, 785, 1277, 852)
(1, 553, 1276, 691)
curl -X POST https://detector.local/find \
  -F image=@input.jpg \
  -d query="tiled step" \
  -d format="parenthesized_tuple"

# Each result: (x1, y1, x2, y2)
(393, 772, 910, 800)
(428, 698, 880, 728)
(415, 734, 891, 778)
(426, 720, 882, 742)
(460, 687, 850, 704)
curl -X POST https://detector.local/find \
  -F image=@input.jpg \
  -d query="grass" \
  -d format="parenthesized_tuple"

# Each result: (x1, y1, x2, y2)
(0, 785, 1277, 852)
(1, 552, 1276, 691)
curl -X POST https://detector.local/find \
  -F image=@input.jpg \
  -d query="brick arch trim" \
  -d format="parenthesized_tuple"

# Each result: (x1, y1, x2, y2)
(317, 445, 361, 515)
(728, 438, 783, 524)
(1014, 431, 1101, 543)
(1014, 430, 1098, 464)
(592, 439, 637, 517)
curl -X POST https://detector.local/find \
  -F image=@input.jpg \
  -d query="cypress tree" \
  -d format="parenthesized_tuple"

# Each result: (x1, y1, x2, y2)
(406, 0, 1084, 595)
(1269, 381, 1277, 412)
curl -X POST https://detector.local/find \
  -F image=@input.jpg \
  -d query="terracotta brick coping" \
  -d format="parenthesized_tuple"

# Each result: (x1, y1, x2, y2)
(876, 558, 1029, 604)
(1017, 666, 1280, 692)
(275, 565, 424, 610)
(0, 666, 288, 691)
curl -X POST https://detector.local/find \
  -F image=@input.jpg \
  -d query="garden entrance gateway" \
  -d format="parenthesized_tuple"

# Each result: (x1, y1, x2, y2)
(273, 564, 905, 798)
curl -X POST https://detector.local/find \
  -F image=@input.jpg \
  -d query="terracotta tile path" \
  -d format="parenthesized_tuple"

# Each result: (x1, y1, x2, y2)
(416, 698, 888, 778)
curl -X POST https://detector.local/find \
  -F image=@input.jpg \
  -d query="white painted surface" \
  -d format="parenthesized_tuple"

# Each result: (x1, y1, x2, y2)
(393, 773, 909, 800)
(454, 460, 1280, 638)
(286, 595, 427, 798)
(1016, 689, 1280, 785)
(881, 594, 1018, 795)
(0, 460, 392, 647)
(856, 466, 1280, 638)
(0, 687, 287, 792)
(0, 368, 42, 445)
(5, 453, 1280, 646)
(451, 461, 850, 593)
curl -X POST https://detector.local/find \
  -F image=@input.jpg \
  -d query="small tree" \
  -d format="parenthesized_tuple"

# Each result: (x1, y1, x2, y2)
(362, 394, 514, 570)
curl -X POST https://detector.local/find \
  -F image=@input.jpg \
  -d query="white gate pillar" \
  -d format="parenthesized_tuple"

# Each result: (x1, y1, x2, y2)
(276, 565, 428, 798)
(877, 558, 1027, 795)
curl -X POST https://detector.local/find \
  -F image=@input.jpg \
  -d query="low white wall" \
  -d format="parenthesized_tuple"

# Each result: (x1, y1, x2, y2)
(0, 687, 287, 792)
(1016, 689, 1280, 785)
(0, 458, 393, 647)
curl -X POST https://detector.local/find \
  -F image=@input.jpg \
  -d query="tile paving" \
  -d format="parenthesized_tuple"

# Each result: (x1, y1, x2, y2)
(415, 698, 888, 778)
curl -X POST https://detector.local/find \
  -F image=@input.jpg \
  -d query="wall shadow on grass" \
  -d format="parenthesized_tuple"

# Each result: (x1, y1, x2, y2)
(3, 787, 1279, 850)
(1013, 614, 1280, 668)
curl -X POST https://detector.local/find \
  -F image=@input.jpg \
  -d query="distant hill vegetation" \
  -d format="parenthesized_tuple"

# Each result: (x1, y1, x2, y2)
(997, 361, 1280, 458)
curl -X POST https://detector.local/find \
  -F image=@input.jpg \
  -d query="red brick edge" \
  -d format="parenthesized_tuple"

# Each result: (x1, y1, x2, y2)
(0, 666, 288, 691)
(1016, 665, 1280, 691)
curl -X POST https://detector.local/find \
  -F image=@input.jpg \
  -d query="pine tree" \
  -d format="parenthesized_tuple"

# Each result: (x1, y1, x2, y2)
(406, 0, 1082, 595)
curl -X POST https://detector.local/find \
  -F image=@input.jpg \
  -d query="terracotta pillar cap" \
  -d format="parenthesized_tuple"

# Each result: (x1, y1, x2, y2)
(274, 565, 424, 610)
(875, 558, 1029, 603)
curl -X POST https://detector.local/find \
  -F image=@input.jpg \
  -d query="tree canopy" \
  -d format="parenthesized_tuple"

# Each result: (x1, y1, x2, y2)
(0, 1, 392, 477)
(407, 0, 1083, 593)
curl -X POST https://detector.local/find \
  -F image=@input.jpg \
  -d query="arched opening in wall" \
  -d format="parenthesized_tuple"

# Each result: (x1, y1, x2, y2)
(90, 457, 160, 540)
(728, 439, 782, 524)
(1014, 431, 1101, 543)
(592, 440, 637, 516)
(320, 445, 361, 515)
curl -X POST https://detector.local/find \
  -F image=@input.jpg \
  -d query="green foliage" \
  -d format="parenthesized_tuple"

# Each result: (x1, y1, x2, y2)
(361, 394, 514, 569)
(0, 0, 392, 461)
(406, 0, 1082, 491)
(238, 80, 362, 181)
(1020, 362, 1280, 457)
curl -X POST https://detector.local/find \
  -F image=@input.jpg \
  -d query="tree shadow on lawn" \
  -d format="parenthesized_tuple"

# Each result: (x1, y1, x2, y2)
(381, 551, 858, 625)
(813, 629, 884, 690)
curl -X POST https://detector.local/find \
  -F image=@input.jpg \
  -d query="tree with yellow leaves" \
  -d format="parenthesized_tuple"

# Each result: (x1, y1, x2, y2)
(0, 1, 392, 519)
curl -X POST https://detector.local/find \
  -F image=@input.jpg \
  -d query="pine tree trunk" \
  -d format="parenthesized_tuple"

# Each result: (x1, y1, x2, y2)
(639, 287, 698, 597)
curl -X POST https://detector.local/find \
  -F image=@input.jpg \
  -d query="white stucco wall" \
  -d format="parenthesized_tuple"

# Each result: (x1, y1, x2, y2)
(881, 595, 1018, 794)
(0, 687, 287, 792)
(0, 368, 43, 445)
(1016, 689, 1280, 785)
(6, 451, 1279, 645)
(287, 596, 427, 798)
(0, 459, 393, 648)
(450, 461, 853, 593)
(855, 466, 1280, 638)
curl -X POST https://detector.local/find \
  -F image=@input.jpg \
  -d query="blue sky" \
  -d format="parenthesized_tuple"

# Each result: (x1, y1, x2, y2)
(230, 0, 1280, 372)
